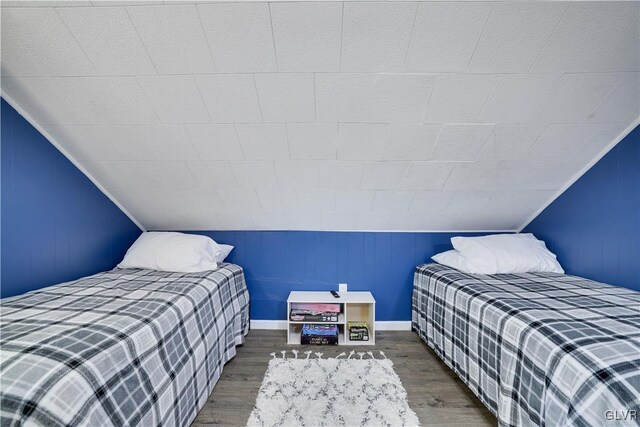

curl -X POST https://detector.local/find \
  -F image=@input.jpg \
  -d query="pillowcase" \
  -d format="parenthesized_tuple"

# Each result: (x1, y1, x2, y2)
(118, 232, 219, 273)
(215, 244, 234, 263)
(450, 233, 564, 275)
(431, 250, 473, 272)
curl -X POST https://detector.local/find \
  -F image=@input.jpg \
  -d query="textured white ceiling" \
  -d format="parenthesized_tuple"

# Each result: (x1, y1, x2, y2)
(1, 0, 639, 232)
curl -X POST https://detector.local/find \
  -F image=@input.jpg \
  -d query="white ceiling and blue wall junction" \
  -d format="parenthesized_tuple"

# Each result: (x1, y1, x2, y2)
(2, 0, 638, 232)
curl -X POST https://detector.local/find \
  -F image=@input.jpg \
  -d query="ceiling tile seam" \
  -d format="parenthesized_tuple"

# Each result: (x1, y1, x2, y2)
(134, 76, 163, 124)
(269, 161, 280, 195)
(566, 123, 605, 159)
(463, 1, 495, 73)
(183, 123, 207, 161)
(22, 118, 634, 134)
(193, 76, 214, 124)
(484, 191, 505, 208)
(426, 125, 446, 159)
(516, 117, 640, 233)
(405, 190, 419, 213)
(562, 75, 628, 123)
(419, 75, 439, 123)
(438, 162, 457, 194)
(356, 156, 366, 188)
(474, 73, 506, 122)
(193, 3, 219, 72)
(526, 2, 570, 74)
(401, 2, 419, 66)
(371, 191, 383, 211)
(39, 120, 632, 128)
(0, 2, 502, 8)
(39, 120, 634, 130)
(471, 124, 497, 162)
(292, 189, 301, 211)
(607, 22, 640, 73)
(525, 73, 565, 124)
(0, 90, 146, 231)
(94, 2, 145, 7)
(395, 164, 413, 192)
(333, 123, 338, 160)
(266, 3, 280, 71)
(407, 190, 421, 212)
(313, 73, 318, 122)
(524, 125, 548, 159)
(192, 75, 213, 122)
(253, 188, 264, 212)
(123, 6, 160, 76)
(284, 121, 293, 159)
(582, 73, 628, 124)
(232, 124, 249, 160)
(52, 7, 100, 76)
(339, 2, 345, 72)
(6, 69, 631, 80)
(519, 122, 550, 159)
(7, 70, 638, 79)
(331, 122, 342, 161)
(529, 73, 627, 126)
(251, 74, 266, 121)
(473, 74, 501, 122)
(472, 192, 494, 214)
(363, 193, 374, 211)
(513, 123, 548, 161)
(596, 18, 640, 74)
(337, 122, 344, 156)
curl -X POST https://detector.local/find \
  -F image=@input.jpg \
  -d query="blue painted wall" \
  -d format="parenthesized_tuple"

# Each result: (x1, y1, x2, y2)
(525, 125, 639, 290)
(1, 99, 141, 298)
(186, 230, 482, 321)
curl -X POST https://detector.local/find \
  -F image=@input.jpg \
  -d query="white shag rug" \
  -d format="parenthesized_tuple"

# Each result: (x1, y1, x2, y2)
(247, 350, 420, 427)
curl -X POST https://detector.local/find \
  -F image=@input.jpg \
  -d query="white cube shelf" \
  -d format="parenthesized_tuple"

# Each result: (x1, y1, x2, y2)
(287, 291, 376, 346)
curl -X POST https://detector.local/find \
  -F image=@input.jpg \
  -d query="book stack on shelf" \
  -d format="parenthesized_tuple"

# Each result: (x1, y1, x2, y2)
(290, 303, 340, 322)
(290, 303, 341, 345)
(287, 291, 376, 346)
(301, 324, 339, 345)
(348, 321, 370, 341)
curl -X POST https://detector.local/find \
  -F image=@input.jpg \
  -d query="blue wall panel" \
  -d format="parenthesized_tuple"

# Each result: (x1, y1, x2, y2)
(1, 99, 141, 298)
(524, 126, 640, 290)
(186, 230, 482, 321)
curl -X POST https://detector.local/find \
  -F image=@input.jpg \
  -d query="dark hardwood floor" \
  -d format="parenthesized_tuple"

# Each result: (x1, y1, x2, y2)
(193, 330, 496, 426)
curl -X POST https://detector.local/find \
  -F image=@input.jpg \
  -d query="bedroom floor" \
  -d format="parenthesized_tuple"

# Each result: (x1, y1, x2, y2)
(192, 330, 495, 426)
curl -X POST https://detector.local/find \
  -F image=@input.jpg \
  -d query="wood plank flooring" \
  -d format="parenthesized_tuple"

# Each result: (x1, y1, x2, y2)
(193, 330, 496, 426)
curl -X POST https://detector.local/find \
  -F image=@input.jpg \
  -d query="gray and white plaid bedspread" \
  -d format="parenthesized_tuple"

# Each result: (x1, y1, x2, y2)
(0, 263, 250, 427)
(412, 263, 640, 427)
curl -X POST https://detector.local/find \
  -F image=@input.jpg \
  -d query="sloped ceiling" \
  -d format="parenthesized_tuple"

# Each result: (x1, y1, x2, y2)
(1, 0, 638, 232)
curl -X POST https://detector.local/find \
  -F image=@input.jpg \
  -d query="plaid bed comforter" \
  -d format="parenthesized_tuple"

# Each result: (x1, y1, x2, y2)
(412, 263, 640, 427)
(0, 264, 250, 427)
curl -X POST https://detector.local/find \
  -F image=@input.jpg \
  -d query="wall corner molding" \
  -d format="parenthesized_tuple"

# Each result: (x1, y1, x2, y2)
(0, 91, 146, 232)
(517, 117, 640, 232)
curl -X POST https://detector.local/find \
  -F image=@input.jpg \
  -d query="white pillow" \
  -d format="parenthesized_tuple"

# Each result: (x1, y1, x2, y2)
(118, 232, 218, 273)
(215, 244, 234, 263)
(432, 250, 473, 272)
(451, 233, 564, 275)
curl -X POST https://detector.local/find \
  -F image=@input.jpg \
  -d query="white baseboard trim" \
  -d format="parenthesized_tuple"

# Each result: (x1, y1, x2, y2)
(250, 320, 411, 331)
(251, 320, 288, 330)
(375, 321, 412, 331)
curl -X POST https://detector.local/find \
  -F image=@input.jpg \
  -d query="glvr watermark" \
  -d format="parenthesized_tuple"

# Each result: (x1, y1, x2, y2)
(605, 410, 637, 421)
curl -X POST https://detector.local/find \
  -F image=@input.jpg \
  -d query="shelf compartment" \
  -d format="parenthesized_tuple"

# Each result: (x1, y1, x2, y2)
(287, 323, 344, 345)
(288, 313, 345, 324)
(287, 291, 375, 346)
